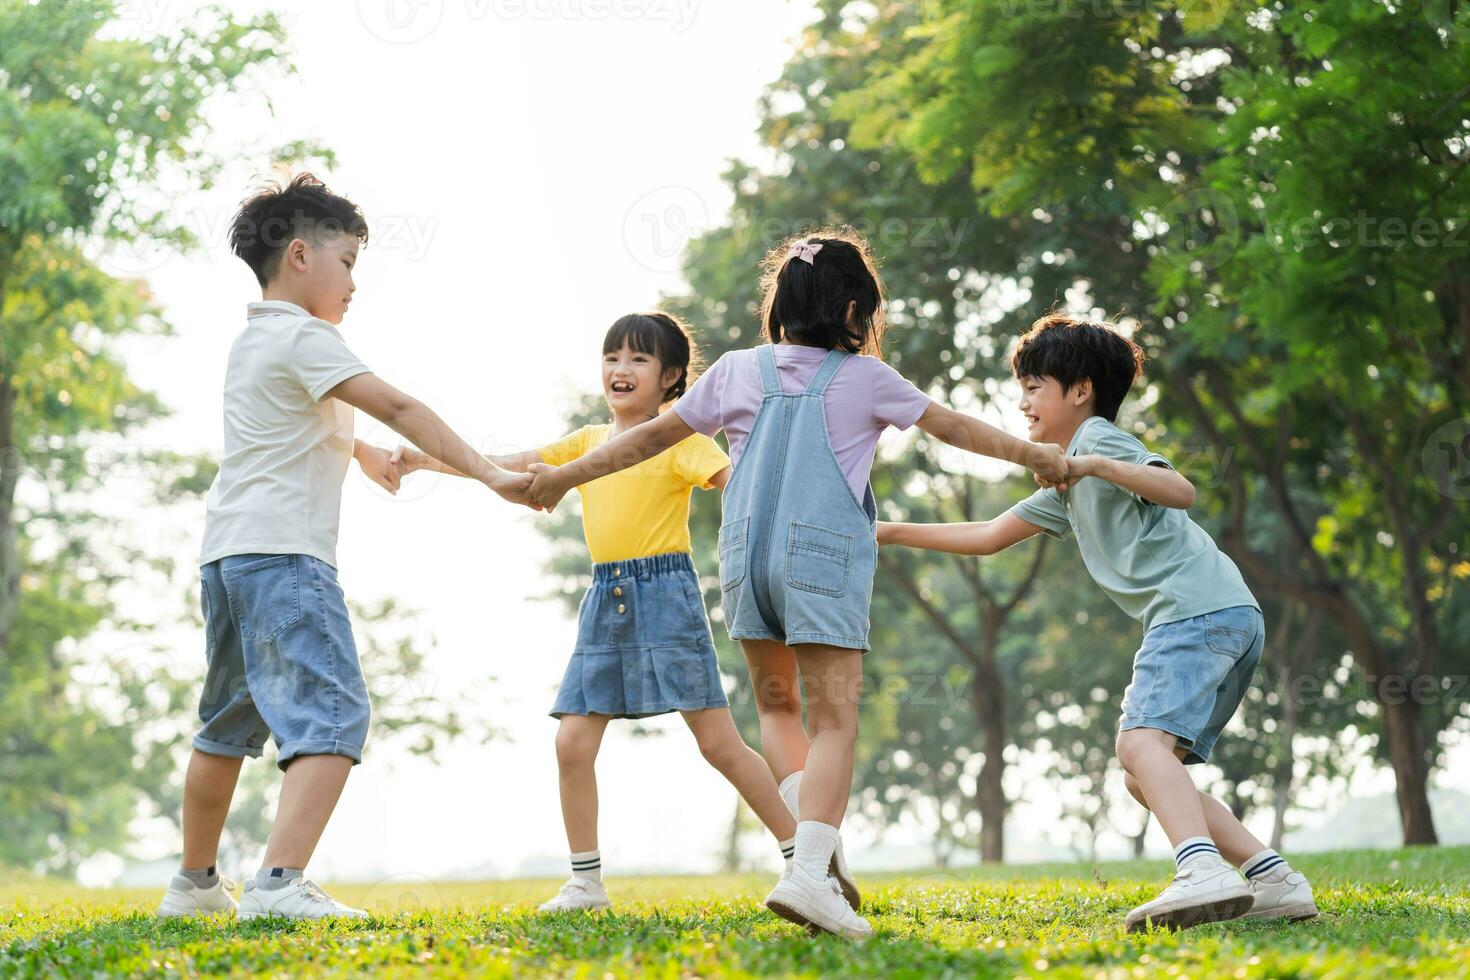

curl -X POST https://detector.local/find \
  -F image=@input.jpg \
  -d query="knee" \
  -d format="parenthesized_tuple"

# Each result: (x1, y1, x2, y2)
(555, 730, 597, 770)
(807, 707, 858, 745)
(697, 733, 742, 773)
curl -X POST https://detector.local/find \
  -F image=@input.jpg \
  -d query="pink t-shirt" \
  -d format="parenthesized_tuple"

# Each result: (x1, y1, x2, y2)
(672, 344, 933, 499)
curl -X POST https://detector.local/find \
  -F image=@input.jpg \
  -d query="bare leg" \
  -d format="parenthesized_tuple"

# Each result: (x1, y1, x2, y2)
(181, 749, 244, 869)
(1123, 765, 1269, 866)
(682, 708, 797, 841)
(740, 639, 809, 782)
(554, 714, 611, 853)
(1115, 728, 1212, 847)
(791, 643, 863, 827)
(260, 754, 352, 870)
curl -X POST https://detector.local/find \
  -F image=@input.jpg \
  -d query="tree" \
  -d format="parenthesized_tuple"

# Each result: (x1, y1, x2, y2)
(840, 0, 1470, 845)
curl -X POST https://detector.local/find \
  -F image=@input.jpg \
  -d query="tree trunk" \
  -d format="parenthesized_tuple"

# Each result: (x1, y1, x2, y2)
(0, 368, 19, 657)
(1132, 812, 1149, 860)
(721, 797, 743, 873)
(971, 620, 1007, 863)
(1270, 663, 1296, 851)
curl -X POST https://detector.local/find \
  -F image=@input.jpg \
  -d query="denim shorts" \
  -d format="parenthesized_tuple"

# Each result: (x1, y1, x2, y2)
(1119, 604, 1264, 765)
(194, 553, 370, 770)
(551, 552, 729, 719)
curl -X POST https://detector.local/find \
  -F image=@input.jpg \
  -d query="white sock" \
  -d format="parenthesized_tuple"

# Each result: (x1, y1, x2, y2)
(778, 836, 796, 864)
(778, 770, 802, 819)
(570, 849, 602, 884)
(1173, 836, 1221, 872)
(793, 820, 838, 880)
(1241, 848, 1292, 882)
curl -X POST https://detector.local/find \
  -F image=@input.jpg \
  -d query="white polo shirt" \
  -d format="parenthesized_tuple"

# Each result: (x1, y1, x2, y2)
(200, 300, 371, 568)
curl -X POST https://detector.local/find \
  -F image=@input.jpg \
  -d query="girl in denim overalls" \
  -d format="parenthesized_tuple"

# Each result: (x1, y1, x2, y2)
(528, 232, 1069, 937)
(397, 312, 799, 912)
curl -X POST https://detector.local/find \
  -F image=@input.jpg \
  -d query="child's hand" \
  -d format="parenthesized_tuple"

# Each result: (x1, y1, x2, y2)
(486, 467, 539, 509)
(356, 443, 404, 495)
(1026, 443, 1070, 490)
(525, 461, 569, 512)
(388, 444, 430, 476)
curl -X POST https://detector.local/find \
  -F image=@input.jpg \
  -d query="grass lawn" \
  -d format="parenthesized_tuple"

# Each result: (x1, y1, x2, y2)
(2, 846, 1467, 977)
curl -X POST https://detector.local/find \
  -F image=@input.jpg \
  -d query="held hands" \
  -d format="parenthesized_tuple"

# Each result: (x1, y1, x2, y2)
(358, 443, 411, 495)
(1027, 442, 1072, 491)
(525, 462, 569, 512)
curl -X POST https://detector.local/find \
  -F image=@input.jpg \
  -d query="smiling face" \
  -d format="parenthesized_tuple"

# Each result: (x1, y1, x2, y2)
(279, 232, 358, 324)
(602, 342, 680, 419)
(1018, 374, 1094, 447)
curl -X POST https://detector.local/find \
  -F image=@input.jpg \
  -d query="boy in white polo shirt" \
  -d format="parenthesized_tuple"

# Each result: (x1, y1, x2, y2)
(157, 173, 532, 921)
(879, 314, 1317, 933)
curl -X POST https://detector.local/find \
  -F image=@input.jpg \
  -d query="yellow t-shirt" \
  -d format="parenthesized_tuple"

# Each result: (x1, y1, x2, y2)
(539, 423, 731, 564)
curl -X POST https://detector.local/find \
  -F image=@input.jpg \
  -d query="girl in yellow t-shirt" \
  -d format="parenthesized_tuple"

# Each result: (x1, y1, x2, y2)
(397, 312, 797, 911)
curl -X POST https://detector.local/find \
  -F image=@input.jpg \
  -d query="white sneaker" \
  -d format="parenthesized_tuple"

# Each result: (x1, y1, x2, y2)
(766, 866, 873, 940)
(238, 877, 368, 921)
(779, 772, 861, 911)
(538, 876, 610, 912)
(1125, 860, 1253, 933)
(156, 873, 238, 918)
(1244, 871, 1318, 921)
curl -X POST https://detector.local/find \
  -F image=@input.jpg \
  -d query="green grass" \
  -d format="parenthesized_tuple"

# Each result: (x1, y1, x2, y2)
(3, 848, 1468, 977)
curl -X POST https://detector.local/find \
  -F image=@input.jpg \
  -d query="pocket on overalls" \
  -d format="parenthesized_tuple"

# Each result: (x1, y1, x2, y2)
(785, 521, 853, 597)
(718, 518, 749, 592)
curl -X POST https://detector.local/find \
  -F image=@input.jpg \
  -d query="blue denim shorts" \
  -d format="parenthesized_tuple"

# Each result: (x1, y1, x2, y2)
(551, 552, 729, 719)
(718, 516, 878, 652)
(194, 553, 370, 770)
(1119, 604, 1264, 765)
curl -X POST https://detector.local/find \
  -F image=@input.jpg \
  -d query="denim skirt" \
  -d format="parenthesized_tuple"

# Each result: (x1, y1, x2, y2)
(551, 552, 729, 719)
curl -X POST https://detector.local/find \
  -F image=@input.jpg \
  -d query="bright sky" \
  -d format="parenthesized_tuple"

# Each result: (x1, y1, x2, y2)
(81, 0, 1466, 889)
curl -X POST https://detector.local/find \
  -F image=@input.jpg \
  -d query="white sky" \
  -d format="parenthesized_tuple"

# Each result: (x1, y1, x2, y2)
(77, 0, 1466, 888)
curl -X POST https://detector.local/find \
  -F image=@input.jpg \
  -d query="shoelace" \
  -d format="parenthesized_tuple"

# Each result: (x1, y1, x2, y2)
(559, 878, 592, 896)
(299, 879, 333, 904)
(219, 874, 237, 892)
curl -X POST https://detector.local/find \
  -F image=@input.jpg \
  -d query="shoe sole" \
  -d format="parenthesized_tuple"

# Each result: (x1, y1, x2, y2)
(829, 854, 861, 912)
(1244, 901, 1319, 922)
(766, 894, 869, 940)
(1126, 893, 1254, 933)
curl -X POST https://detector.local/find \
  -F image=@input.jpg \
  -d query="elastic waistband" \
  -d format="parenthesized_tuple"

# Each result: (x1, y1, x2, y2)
(591, 552, 694, 582)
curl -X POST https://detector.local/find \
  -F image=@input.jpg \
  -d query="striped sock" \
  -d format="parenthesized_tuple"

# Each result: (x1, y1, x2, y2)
(1241, 848, 1291, 882)
(570, 849, 602, 883)
(1173, 836, 1221, 872)
(778, 836, 796, 863)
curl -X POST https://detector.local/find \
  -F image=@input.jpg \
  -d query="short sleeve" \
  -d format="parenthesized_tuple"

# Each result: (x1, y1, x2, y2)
(868, 359, 932, 431)
(289, 319, 371, 402)
(672, 354, 729, 436)
(1008, 488, 1073, 541)
(673, 434, 731, 490)
(539, 427, 590, 467)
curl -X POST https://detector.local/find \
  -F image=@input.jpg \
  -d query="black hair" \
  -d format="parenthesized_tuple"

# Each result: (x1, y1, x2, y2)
(759, 227, 886, 358)
(602, 311, 702, 403)
(229, 172, 369, 287)
(1010, 313, 1146, 423)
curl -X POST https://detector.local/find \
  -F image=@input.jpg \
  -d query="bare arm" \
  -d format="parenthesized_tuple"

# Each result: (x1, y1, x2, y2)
(707, 465, 732, 491)
(877, 510, 1044, 557)
(393, 446, 543, 478)
(915, 401, 1070, 486)
(527, 410, 695, 510)
(1070, 454, 1196, 509)
(327, 373, 532, 504)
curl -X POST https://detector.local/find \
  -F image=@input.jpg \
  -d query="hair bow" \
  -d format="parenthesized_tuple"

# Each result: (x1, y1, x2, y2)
(789, 240, 824, 265)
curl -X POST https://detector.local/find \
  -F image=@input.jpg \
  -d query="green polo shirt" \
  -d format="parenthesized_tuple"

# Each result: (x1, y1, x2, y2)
(1009, 416, 1259, 631)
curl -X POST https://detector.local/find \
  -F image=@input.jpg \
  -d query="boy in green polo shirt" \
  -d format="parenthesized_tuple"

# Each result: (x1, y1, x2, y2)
(878, 314, 1317, 933)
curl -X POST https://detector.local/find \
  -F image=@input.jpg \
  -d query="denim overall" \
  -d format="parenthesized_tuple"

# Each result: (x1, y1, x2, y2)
(717, 344, 878, 651)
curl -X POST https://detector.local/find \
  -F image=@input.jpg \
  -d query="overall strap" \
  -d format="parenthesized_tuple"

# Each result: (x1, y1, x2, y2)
(756, 343, 783, 396)
(804, 348, 850, 396)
